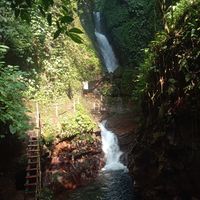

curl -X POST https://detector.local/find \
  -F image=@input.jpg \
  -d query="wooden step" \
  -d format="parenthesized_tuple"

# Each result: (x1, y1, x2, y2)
(26, 175, 38, 179)
(28, 135, 37, 139)
(26, 167, 38, 171)
(28, 145, 38, 148)
(28, 147, 39, 150)
(27, 149, 39, 153)
(27, 155, 38, 158)
(28, 144, 38, 147)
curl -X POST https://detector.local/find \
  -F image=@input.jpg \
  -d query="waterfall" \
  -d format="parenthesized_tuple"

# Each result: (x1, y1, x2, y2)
(99, 121, 128, 171)
(94, 12, 118, 73)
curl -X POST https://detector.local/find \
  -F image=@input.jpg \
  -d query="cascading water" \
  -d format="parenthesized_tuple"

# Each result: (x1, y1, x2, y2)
(67, 121, 135, 200)
(94, 12, 118, 73)
(99, 121, 128, 171)
(66, 8, 136, 200)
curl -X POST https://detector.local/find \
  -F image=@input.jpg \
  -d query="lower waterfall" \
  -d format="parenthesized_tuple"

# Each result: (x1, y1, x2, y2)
(99, 120, 128, 171)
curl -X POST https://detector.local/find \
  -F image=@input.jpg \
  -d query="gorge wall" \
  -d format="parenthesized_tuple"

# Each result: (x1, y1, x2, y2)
(102, 0, 161, 68)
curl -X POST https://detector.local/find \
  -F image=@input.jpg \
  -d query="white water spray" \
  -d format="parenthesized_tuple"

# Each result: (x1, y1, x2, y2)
(99, 121, 128, 171)
(94, 12, 118, 73)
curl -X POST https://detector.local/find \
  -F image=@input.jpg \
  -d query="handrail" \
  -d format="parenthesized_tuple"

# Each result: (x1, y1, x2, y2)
(35, 102, 42, 200)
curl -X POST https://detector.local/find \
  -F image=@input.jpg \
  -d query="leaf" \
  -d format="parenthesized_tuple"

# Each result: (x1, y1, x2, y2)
(62, 5, 69, 13)
(14, 9, 20, 18)
(0, 45, 9, 52)
(20, 10, 31, 23)
(38, 6, 46, 17)
(25, 0, 32, 6)
(41, 0, 51, 11)
(60, 15, 74, 24)
(56, 20, 61, 29)
(9, 125, 16, 134)
(47, 13, 52, 26)
(69, 28, 84, 34)
(54, 29, 62, 39)
(68, 33, 83, 44)
(168, 78, 176, 84)
(49, 0, 54, 6)
(191, 28, 197, 38)
(0, 135, 5, 139)
(168, 86, 175, 95)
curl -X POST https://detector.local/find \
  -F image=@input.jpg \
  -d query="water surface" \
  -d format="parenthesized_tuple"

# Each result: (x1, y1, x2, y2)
(67, 170, 135, 200)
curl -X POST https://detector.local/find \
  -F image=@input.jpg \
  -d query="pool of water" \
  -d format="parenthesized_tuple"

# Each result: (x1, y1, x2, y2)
(66, 170, 135, 200)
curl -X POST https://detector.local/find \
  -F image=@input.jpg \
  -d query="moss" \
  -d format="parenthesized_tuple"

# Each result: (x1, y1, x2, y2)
(102, 0, 162, 68)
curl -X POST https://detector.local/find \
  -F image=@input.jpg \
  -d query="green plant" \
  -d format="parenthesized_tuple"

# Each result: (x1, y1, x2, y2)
(42, 121, 58, 146)
(133, 0, 200, 122)
(0, 45, 29, 138)
(39, 187, 54, 200)
(60, 103, 96, 139)
(6, 0, 84, 42)
(102, 0, 161, 67)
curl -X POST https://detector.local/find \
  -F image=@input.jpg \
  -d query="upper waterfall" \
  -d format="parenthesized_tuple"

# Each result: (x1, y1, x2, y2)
(99, 121, 128, 171)
(94, 12, 119, 73)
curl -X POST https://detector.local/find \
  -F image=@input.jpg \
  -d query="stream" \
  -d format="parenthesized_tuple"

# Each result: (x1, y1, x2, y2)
(66, 11, 135, 200)
(67, 122, 135, 200)
(66, 170, 135, 200)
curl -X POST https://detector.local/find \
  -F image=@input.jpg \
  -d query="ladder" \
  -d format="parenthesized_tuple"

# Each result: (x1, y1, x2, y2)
(25, 102, 42, 200)
(24, 131, 41, 200)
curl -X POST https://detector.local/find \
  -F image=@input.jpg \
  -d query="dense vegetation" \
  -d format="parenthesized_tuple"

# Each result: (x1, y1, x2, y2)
(102, 0, 161, 68)
(130, 0, 200, 199)
(0, 0, 101, 139)
(0, 1, 101, 198)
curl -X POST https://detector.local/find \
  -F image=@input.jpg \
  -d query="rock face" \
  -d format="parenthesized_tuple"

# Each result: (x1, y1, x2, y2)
(43, 132, 104, 192)
(102, 0, 160, 68)
(128, 122, 200, 200)
(106, 112, 137, 166)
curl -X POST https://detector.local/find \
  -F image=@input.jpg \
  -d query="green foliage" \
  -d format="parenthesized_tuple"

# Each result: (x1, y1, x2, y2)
(60, 104, 96, 139)
(0, 46, 29, 137)
(102, 0, 161, 67)
(120, 69, 135, 96)
(134, 0, 200, 122)
(166, 0, 198, 29)
(25, 31, 101, 102)
(42, 121, 58, 146)
(0, 2, 35, 70)
(130, 2, 200, 198)
(0, 0, 101, 143)
(39, 187, 54, 200)
(100, 81, 112, 96)
(19, 1, 102, 103)
(6, 0, 84, 43)
(132, 52, 150, 101)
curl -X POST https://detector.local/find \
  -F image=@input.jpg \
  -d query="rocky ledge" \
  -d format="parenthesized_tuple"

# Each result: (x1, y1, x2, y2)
(43, 132, 104, 193)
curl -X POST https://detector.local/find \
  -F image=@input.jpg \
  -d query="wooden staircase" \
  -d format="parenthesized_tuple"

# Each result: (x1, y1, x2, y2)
(25, 131, 41, 200)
